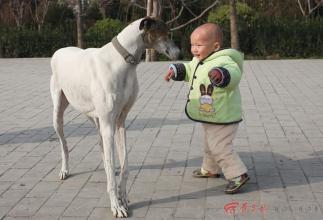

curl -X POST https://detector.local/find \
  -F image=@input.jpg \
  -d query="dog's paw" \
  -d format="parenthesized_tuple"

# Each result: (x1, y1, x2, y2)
(59, 170, 69, 180)
(118, 191, 129, 211)
(119, 197, 129, 211)
(111, 205, 128, 218)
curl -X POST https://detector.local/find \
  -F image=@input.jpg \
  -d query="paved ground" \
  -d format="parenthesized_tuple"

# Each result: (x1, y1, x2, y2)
(0, 59, 323, 220)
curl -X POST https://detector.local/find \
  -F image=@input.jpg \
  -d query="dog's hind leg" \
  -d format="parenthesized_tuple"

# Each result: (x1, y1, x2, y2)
(50, 77, 69, 180)
(88, 116, 105, 170)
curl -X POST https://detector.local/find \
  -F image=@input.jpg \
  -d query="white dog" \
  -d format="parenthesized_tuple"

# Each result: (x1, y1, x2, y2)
(50, 17, 179, 218)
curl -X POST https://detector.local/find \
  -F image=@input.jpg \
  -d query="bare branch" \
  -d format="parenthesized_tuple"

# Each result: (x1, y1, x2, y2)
(152, 0, 159, 17)
(297, 0, 306, 16)
(307, 0, 311, 14)
(42, 0, 51, 22)
(170, 0, 220, 31)
(130, 1, 146, 10)
(166, 6, 184, 24)
(309, 0, 323, 14)
(9, 0, 29, 27)
(180, 0, 197, 17)
(297, 0, 323, 16)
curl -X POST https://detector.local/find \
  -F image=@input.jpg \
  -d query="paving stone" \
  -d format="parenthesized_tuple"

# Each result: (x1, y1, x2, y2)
(2, 217, 31, 220)
(263, 208, 294, 220)
(59, 217, 87, 220)
(155, 176, 182, 191)
(150, 190, 179, 208)
(1, 59, 323, 219)
(0, 206, 11, 219)
(62, 197, 99, 217)
(179, 181, 206, 199)
(145, 207, 174, 220)
(10, 178, 39, 190)
(136, 169, 161, 182)
(26, 181, 60, 198)
(0, 181, 13, 194)
(175, 199, 205, 219)
(77, 182, 106, 199)
(0, 169, 29, 182)
(0, 189, 29, 207)
(7, 197, 47, 217)
(127, 197, 150, 218)
(44, 190, 79, 207)
(205, 208, 234, 220)
(286, 185, 316, 201)
(34, 205, 66, 219)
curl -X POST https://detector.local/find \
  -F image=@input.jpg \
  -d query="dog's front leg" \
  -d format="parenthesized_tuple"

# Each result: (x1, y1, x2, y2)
(116, 115, 129, 210)
(100, 116, 128, 218)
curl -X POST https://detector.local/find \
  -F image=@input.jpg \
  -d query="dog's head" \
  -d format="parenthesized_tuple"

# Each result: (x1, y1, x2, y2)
(139, 17, 180, 60)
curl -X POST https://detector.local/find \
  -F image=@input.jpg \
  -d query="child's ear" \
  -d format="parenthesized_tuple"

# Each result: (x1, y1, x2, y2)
(213, 42, 220, 51)
(200, 84, 206, 95)
(207, 84, 214, 96)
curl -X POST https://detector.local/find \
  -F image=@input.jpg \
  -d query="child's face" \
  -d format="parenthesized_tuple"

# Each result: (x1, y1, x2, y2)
(190, 32, 220, 61)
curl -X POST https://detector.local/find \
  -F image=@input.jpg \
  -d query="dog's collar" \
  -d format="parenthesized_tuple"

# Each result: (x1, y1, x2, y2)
(112, 37, 139, 65)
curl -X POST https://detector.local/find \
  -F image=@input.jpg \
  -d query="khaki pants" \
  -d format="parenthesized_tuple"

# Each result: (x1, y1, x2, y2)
(202, 123, 247, 180)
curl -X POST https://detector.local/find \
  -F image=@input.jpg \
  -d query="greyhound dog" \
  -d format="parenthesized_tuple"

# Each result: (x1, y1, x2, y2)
(50, 17, 179, 218)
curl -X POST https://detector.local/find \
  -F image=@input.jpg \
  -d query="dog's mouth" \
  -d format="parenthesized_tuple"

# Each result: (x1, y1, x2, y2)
(164, 47, 180, 60)
(154, 41, 180, 60)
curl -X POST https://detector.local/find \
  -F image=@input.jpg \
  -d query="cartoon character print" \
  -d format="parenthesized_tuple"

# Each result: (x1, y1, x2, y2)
(199, 84, 215, 113)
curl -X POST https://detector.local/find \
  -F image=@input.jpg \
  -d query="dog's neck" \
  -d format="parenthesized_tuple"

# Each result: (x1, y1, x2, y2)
(115, 20, 146, 62)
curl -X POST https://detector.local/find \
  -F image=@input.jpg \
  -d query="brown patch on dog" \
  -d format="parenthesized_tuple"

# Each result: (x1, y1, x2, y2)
(140, 17, 170, 48)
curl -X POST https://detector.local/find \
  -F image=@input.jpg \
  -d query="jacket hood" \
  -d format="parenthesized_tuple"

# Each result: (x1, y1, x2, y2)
(203, 49, 244, 72)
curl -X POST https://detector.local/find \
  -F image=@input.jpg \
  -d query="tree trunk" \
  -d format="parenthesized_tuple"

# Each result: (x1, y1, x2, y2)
(9, 0, 28, 28)
(230, 0, 239, 49)
(76, 0, 84, 49)
(145, 0, 159, 62)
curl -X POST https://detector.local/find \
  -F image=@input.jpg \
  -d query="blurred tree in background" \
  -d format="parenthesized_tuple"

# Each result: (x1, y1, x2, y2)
(0, 0, 322, 59)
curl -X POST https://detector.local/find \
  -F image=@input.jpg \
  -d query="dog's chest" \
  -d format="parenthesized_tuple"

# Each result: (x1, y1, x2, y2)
(99, 70, 138, 108)
(120, 73, 138, 103)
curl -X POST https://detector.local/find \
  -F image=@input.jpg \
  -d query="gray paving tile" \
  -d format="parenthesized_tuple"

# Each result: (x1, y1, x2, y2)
(62, 197, 99, 217)
(7, 197, 47, 217)
(145, 207, 174, 220)
(1, 59, 323, 219)
(34, 206, 66, 219)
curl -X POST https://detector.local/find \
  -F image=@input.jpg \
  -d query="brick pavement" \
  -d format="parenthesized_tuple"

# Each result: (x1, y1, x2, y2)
(0, 58, 323, 219)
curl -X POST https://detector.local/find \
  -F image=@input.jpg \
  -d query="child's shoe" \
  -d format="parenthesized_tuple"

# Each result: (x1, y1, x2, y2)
(192, 168, 221, 178)
(225, 173, 249, 194)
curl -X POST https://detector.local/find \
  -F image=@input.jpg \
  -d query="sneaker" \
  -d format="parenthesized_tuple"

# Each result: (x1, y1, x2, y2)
(225, 173, 249, 194)
(192, 168, 221, 178)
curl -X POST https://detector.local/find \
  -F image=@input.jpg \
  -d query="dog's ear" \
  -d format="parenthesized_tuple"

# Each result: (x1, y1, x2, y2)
(139, 17, 156, 30)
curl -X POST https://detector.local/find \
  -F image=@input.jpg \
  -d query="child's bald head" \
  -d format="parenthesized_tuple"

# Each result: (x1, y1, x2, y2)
(190, 23, 223, 61)
(191, 23, 223, 47)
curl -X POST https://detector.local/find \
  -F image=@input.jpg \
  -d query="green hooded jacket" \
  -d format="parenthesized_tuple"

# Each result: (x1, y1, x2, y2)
(182, 48, 244, 124)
